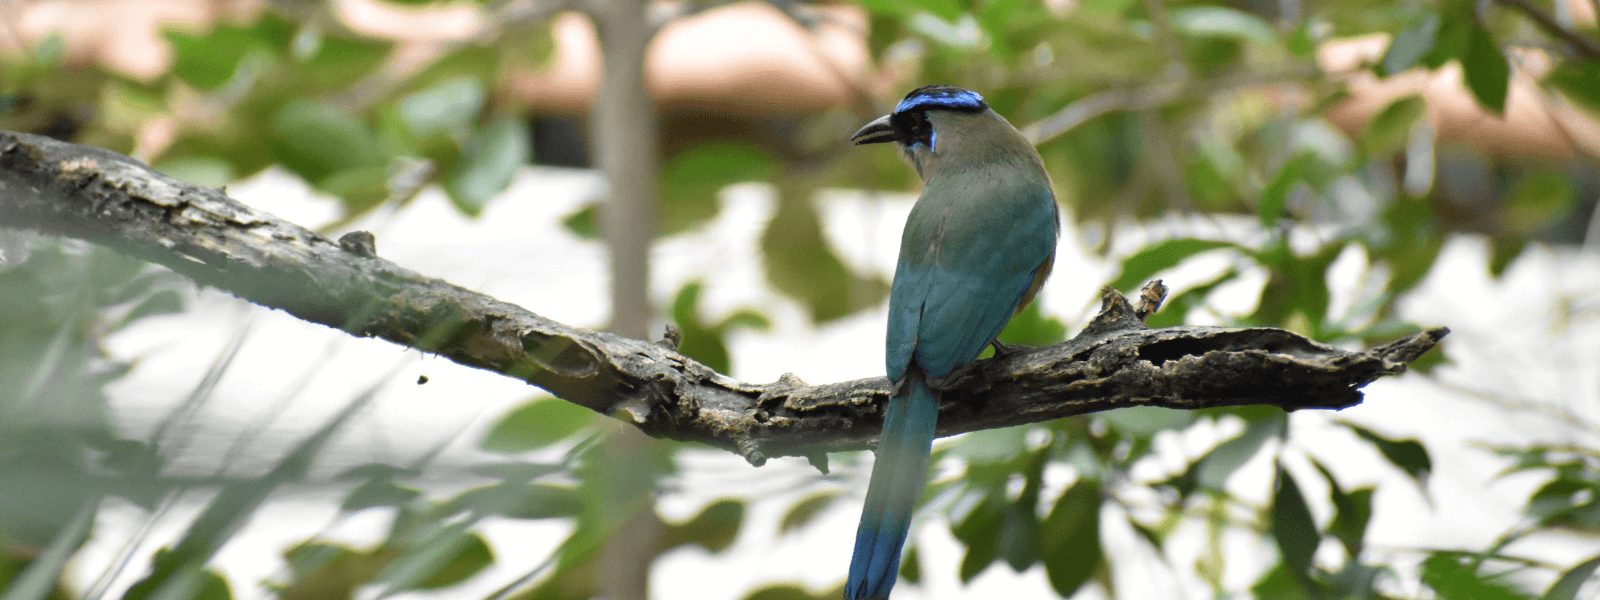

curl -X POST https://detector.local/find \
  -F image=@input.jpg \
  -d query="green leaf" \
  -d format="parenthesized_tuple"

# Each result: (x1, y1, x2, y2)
(669, 281, 769, 373)
(1422, 553, 1534, 600)
(397, 77, 485, 139)
(155, 156, 236, 188)
(1286, 21, 1318, 57)
(1380, 13, 1440, 75)
(1099, 406, 1195, 438)
(1504, 171, 1574, 233)
(1489, 236, 1528, 278)
(899, 545, 922, 585)
(996, 300, 1068, 347)
(127, 394, 369, 600)
(1342, 422, 1432, 489)
(778, 491, 839, 534)
(1462, 24, 1510, 114)
(1417, 3, 1471, 69)
(1187, 139, 1248, 208)
(1, 501, 93, 600)
(975, 0, 1045, 60)
(1251, 239, 1344, 335)
(297, 35, 393, 91)
(761, 191, 887, 323)
(445, 116, 529, 216)
(953, 491, 1005, 581)
(470, 462, 565, 481)
(660, 142, 774, 235)
(123, 552, 235, 600)
(1195, 415, 1283, 491)
(1527, 478, 1594, 521)
(372, 525, 494, 594)
(562, 203, 599, 239)
(112, 288, 185, 331)
(1111, 238, 1240, 291)
(1312, 459, 1373, 558)
(319, 165, 392, 214)
(1251, 564, 1315, 600)
(1272, 464, 1320, 585)
(1547, 61, 1600, 113)
(342, 479, 420, 512)
(943, 427, 1030, 464)
(1370, 195, 1444, 295)
(481, 397, 592, 454)
(1169, 6, 1277, 44)
(1039, 478, 1101, 597)
(279, 543, 388, 599)
(664, 499, 745, 553)
(415, 533, 494, 590)
(1329, 561, 1387, 599)
(741, 584, 834, 600)
(1547, 500, 1600, 529)
(856, 0, 964, 21)
(270, 100, 384, 184)
(1545, 553, 1600, 600)
(1260, 153, 1315, 226)
(1361, 96, 1427, 157)
(999, 454, 1045, 572)
(30, 34, 65, 68)
(503, 20, 558, 69)
(164, 25, 278, 91)
(442, 482, 583, 521)
(397, 46, 499, 96)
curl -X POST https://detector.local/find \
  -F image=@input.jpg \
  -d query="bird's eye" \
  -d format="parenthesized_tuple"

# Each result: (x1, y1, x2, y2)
(900, 112, 932, 145)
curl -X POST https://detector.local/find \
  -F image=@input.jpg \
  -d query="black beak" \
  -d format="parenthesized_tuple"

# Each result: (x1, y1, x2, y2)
(850, 114, 897, 145)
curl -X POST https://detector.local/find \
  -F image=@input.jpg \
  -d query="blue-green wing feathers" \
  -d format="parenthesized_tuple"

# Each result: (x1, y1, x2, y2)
(885, 177, 1058, 382)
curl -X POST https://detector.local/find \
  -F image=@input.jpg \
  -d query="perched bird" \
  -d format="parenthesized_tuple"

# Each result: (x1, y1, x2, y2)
(845, 85, 1059, 599)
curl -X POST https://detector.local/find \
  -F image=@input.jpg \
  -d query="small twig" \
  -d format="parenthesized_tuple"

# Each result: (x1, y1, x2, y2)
(656, 323, 682, 350)
(1368, 543, 1568, 572)
(1135, 280, 1170, 321)
(1142, 0, 1190, 79)
(1022, 68, 1321, 146)
(1496, 0, 1600, 60)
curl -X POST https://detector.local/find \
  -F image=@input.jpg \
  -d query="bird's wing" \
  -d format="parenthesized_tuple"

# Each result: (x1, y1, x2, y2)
(886, 176, 1057, 382)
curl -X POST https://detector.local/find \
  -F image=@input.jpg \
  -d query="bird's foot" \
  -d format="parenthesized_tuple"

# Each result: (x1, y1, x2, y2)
(989, 339, 1025, 360)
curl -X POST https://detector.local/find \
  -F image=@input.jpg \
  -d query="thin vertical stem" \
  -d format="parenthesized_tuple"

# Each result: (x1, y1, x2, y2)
(589, 1, 664, 598)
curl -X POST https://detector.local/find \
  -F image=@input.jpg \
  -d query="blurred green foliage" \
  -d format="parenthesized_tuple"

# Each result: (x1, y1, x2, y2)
(2, 0, 1599, 598)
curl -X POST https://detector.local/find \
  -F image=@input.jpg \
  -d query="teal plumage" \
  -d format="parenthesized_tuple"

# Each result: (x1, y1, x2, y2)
(846, 86, 1059, 599)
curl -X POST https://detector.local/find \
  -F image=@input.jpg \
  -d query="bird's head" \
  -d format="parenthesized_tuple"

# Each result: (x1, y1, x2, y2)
(851, 85, 1021, 178)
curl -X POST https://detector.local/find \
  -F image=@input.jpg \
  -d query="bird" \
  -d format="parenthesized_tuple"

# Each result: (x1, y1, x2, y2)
(845, 85, 1060, 599)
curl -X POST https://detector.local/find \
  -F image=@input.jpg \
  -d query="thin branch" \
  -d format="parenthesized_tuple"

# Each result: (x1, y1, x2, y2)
(0, 130, 1446, 465)
(1496, 0, 1600, 61)
(1021, 68, 1321, 146)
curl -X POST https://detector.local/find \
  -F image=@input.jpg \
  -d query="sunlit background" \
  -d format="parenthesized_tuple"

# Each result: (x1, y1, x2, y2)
(2, 0, 1599, 598)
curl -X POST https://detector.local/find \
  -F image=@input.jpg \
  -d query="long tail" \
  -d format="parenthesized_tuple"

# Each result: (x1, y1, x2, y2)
(846, 371, 938, 600)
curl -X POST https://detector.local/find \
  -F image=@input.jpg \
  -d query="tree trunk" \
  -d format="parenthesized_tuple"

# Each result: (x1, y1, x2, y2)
(589, 1, 664, 598)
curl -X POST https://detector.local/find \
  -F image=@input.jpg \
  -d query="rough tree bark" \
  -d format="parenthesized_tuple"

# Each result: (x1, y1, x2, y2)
(0, 130, 1447, 469)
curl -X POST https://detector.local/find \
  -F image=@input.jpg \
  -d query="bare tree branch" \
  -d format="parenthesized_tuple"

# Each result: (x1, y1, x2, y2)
(0, 130, 1447, 466)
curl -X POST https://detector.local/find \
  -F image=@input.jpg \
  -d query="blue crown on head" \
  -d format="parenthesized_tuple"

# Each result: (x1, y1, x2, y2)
(894, 85, 987, 115)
